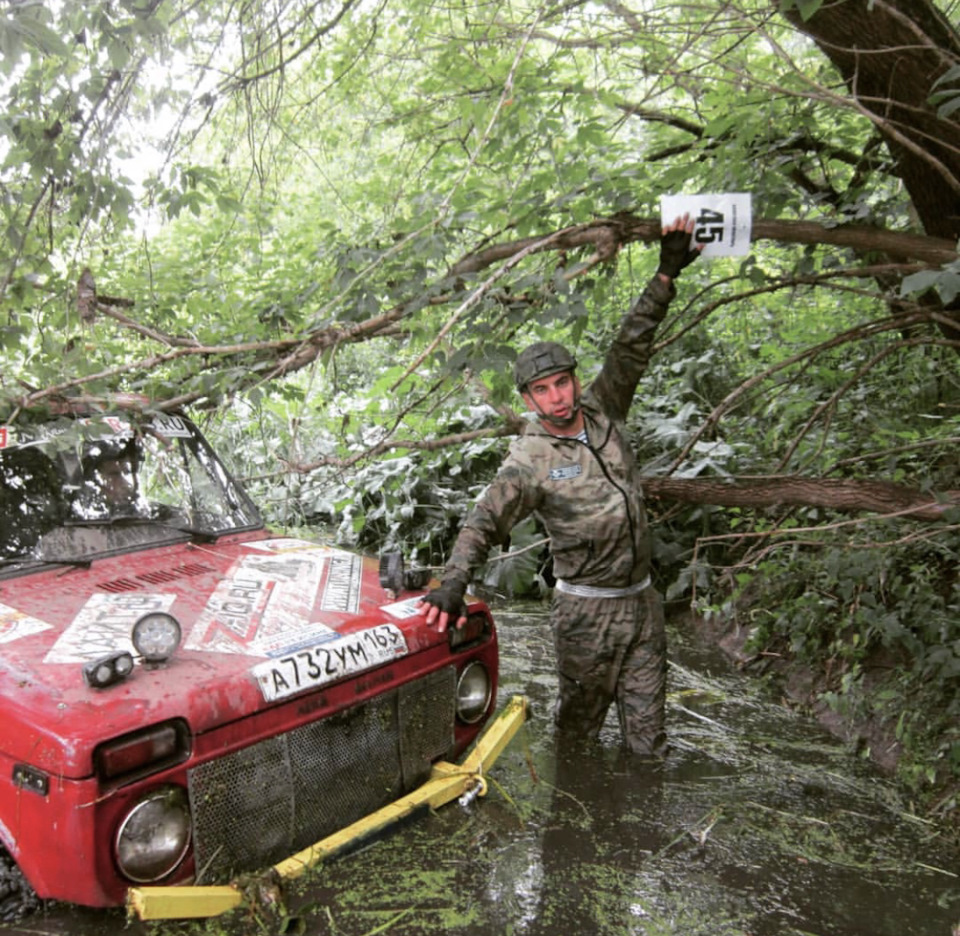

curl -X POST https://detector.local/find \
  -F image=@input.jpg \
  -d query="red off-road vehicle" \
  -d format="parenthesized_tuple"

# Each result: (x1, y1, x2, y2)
(0, 405, 497, 917)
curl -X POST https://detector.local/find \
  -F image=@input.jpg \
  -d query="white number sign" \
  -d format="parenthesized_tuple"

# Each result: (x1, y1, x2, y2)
(660, 192, 753, 257)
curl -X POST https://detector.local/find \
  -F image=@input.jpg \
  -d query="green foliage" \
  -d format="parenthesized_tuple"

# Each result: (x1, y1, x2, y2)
(480, 516, 550, 598)
(931, 64, 960, 119)
(707, 527, 960, 808)
(779, 0, 825, 23)
(215, 386, 507, 571)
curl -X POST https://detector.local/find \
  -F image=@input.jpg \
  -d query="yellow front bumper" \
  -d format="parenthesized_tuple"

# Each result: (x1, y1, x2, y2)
(127, 694, 529, 921)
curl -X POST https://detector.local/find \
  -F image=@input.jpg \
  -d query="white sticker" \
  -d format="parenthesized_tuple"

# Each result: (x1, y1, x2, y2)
(44, 593, 176, 664)
(184, 551, 330, 656)
(244, 538, 335, 554)
(97, 416, 132, 436)
(149, 414, 194, 439)
(0, 603, 53, 644)
(381, 597, 425, 620)
(252, 623, 409, 702)
(660, 192, 752, 257)
(320, 553, 362, 614)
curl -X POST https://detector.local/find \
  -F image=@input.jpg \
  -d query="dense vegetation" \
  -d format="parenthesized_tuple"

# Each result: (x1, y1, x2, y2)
(1, 0, 958, 820)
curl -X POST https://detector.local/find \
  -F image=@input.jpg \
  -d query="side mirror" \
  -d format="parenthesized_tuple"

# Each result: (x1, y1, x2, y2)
(379, 552, 431, 594)
(379, 552, 405, 594)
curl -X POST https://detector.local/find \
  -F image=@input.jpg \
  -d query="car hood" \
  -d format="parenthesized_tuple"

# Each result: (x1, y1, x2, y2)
(0, 532, 436, 777)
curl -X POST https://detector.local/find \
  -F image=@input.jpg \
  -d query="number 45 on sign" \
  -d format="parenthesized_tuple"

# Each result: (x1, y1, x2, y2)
(660, 193, 752, 257)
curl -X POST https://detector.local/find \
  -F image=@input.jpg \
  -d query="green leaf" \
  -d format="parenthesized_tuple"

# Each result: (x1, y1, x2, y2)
(932, 64, 960, 89)
(935, 93, 960, 120)
(0, 8, 69, 59)
(899, 270, 941, 296)
(797, 0, 825, 20)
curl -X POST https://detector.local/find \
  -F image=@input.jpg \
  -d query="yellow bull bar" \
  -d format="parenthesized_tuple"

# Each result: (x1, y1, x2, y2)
(127, 694, 529, 921)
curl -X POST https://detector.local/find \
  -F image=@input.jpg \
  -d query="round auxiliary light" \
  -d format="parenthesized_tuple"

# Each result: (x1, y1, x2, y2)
(132, 612, 182, 664)
(456, 661, 492, 725)
(115, 786, 191, 883)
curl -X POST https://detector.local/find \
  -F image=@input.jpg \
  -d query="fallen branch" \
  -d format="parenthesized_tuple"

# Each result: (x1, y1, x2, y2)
(644, 476, 960, 522)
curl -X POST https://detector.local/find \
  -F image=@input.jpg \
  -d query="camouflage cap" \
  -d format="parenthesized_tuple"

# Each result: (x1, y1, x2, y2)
(514, 341, 577, 391)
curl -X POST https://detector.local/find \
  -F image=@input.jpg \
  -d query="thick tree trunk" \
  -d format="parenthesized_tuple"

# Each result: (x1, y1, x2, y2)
(779, 0, 960, 239)
(778, 0, 960, 341)
(643, 476, 960, 522)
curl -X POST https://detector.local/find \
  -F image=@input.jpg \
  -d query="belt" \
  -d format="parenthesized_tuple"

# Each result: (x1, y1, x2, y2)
(554, 575, 651, 599)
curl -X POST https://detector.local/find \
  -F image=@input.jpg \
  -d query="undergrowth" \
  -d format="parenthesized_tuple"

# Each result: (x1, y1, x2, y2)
(697, 525, 960, 827)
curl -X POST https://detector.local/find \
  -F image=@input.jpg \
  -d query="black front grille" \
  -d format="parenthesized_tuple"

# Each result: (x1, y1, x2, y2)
(188, 665, 456, 882)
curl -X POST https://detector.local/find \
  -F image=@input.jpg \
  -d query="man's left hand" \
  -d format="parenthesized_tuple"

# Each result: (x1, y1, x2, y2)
(657, 213, 702, 281)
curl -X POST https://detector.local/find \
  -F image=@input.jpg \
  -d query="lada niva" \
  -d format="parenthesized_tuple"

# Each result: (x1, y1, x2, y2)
(0, 403, 498, 917)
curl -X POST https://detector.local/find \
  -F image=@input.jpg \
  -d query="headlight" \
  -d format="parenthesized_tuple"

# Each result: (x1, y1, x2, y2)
(456, 661, 491, 724)
(115, 786, 191, 883)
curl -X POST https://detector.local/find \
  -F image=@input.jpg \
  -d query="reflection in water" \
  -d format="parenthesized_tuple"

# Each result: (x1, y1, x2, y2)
(530, 742, 668, 936)
(502, 604, 959, 936)
(286, 601, 958, 936)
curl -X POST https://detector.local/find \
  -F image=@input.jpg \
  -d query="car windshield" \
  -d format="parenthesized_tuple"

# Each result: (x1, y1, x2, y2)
(0, 411, 262, 568)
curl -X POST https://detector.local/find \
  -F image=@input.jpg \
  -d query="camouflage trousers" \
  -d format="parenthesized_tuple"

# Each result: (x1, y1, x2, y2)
(551, 585, 667, 757)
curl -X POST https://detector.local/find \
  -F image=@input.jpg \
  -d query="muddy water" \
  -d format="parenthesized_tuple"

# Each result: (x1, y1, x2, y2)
(5, 600, 959, 936)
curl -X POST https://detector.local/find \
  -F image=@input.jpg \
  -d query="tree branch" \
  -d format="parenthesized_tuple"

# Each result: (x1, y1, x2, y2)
(644, 475, 960, 522)
(449, 215, 957, 278)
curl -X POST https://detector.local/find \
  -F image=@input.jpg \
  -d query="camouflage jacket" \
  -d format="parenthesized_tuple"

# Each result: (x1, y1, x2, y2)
(444, 273, 676, 589)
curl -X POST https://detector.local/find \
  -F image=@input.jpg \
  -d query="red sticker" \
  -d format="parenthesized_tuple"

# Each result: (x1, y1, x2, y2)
(0, 427, 7, 449)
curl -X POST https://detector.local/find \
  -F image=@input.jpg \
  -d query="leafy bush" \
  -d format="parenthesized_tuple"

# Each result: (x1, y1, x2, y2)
(708, 524, 960, 809)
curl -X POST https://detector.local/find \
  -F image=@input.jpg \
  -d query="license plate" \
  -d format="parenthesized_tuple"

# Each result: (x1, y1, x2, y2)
(252, 623, 409, 702)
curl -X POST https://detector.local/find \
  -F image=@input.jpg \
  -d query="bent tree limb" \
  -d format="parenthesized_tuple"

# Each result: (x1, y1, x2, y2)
(286, 434, 959, 525)
(11, 215, 951, 418)
(644, 476, 960, 522)
(449, 216, 958, 277)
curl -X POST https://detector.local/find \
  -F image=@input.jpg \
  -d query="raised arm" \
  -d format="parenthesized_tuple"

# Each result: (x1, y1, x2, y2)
(589, 214, 701, 422)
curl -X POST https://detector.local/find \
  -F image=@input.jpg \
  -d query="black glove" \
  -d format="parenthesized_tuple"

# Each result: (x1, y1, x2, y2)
(657, 227, 700, 279)
(421, 579, 467, 620)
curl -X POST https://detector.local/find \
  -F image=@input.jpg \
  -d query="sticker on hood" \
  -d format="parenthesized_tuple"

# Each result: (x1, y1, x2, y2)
(148, 414, 193, 438)
(381, 596, 425, 619)
(242, 539, 364, 616)
(44, 593, 176, 664)
(0, 603, 53, 644)
(184, 551, 334, 656)
(243, 538, 334, 554)
(319, 552, 362, 614)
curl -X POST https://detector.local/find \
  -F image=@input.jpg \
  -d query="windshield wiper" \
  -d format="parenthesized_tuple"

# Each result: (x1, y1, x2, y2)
(62, 515, 146, 527)
(153, 521, 222, 544)
(62, 514, 223, 544)
(0, 555, 92, 571)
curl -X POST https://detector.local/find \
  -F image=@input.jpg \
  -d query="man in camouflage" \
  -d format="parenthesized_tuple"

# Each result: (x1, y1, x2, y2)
(420, 215, 701, 756)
